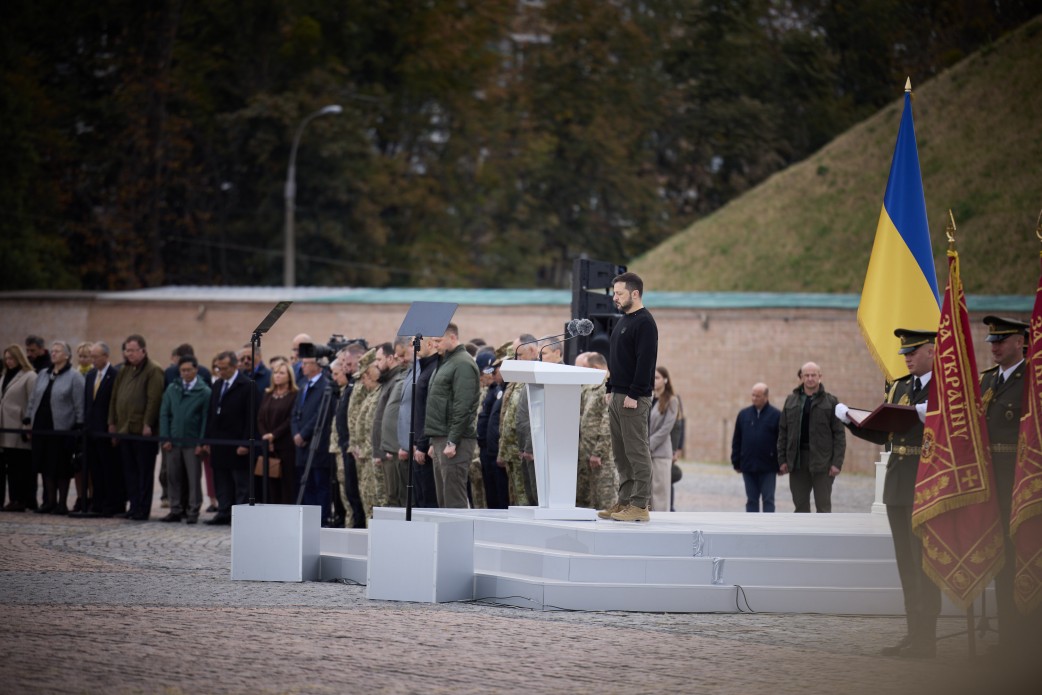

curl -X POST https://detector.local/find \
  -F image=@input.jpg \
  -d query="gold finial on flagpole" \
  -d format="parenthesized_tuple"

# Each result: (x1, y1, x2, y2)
(905, 77, 912, 92)
(946, 209, 957, 249)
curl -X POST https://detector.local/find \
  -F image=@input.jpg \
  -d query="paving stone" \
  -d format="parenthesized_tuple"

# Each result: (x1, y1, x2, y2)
(0, 464, 1034, 694)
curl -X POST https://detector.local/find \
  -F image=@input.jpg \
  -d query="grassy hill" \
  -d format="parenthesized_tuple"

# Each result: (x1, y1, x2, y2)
(634, 16, 1042, 296)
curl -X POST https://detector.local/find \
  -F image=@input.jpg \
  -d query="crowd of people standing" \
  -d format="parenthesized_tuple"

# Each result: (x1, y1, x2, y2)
(0, 317, 685, 527)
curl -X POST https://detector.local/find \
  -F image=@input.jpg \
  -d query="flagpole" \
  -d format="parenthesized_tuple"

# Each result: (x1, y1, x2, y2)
(946, 210, 978, 658)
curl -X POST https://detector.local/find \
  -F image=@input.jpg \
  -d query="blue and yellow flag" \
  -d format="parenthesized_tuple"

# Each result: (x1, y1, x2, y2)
(857, 81, 941, 382)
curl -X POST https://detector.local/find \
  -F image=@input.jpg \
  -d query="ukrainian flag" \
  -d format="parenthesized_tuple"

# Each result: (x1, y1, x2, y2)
(857, 80, 941, 382)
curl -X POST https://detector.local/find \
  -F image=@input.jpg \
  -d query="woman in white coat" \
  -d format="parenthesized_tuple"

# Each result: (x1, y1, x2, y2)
(649, 366, 679, 513)
(1, 345, 38, 511)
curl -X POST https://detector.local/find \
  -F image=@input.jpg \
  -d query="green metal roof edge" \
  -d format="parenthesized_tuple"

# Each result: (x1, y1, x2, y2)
(306, 288, 1033, 311)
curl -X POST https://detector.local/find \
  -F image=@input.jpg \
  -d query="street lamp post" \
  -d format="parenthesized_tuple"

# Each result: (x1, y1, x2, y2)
(283, 104, 343, 288)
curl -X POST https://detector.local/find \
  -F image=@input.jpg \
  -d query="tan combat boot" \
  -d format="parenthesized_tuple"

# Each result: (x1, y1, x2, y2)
(596, 502, 626, 520)
(611, 504, 650, 522)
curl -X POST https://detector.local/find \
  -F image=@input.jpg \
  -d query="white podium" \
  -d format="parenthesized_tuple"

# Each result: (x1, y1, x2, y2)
(498, 360, 607, 520)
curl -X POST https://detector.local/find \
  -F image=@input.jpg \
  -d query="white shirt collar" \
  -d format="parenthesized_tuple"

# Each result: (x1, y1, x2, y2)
(999, 360, 1024, 383)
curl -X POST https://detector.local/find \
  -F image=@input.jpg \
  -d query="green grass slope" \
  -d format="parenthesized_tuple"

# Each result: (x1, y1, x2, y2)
(635, 16, 1042, 295)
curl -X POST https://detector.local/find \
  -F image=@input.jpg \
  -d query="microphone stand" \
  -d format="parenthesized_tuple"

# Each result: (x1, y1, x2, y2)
(538, 322, 593, 361)
(538, 333, 587, 361)
(514, 322, 579, 359)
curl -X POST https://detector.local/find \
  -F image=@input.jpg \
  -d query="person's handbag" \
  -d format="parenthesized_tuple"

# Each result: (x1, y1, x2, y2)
(254, 454, 282, 479)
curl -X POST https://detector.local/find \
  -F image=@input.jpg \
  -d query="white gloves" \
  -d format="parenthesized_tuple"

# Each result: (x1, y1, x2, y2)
(834, 403, 850, 424)
(915, 402, 927, 423)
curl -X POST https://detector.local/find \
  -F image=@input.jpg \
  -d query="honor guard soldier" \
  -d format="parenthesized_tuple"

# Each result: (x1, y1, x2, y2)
(836, 328, 941, 658)
(980, 315, 1029, 654)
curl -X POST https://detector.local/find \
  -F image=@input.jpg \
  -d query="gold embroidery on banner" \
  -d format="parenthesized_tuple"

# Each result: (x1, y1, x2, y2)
(922, 534, 954, 566)
(915, 474, 951, 506)
(1013, 479, 1042, 508)
(968, 532, 1004, 565)
(921, 430, 935, 462)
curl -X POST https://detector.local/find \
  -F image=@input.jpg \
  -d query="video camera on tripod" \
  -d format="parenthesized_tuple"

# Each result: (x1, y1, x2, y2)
(297, 335, 368, 361)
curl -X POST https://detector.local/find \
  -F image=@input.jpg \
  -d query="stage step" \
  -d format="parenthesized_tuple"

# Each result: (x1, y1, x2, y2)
(319, 509, 973, 615)
(318, 528, 368, 582)
(473, 571, 908, 614)
(473, 542, 901, 588)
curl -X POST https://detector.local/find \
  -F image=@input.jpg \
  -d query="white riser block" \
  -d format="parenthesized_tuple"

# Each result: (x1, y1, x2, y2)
(320, 553, 367, 583)
(319, 528, 369, 556)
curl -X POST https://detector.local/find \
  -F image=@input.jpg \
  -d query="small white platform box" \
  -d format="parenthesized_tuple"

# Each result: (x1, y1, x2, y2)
(366, 518, 474, 603)
(230, 504, 321, 582)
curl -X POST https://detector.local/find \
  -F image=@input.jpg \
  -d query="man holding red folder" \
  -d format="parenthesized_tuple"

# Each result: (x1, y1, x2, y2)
(836, 328, 941, 658)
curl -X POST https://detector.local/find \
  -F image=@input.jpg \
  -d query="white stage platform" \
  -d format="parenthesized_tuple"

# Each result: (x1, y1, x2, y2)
(319, 508, 985, 615)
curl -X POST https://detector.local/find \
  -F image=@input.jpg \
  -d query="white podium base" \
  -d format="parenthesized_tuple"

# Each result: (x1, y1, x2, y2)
(508, 505, 599, 521)
(231, 504, 320, 582)
(872, 455, 888, 515)
(366, 518, 474, 603)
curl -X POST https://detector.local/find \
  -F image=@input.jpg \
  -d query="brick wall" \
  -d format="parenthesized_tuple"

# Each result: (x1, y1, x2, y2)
(0, 295, 1000, 474)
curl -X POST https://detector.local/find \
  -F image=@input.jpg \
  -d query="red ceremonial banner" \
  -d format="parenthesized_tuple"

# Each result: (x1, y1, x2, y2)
(1011, 253, 1042, 614)
(912, 248, 1005, 611)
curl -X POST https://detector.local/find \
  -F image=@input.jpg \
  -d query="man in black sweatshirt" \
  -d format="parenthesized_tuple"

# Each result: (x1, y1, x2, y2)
(601, 271, 658, 523)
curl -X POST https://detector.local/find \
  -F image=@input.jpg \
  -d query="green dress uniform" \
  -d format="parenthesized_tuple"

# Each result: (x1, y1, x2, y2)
(845, 328, 941, 657)
(979, 313, 1029, 650)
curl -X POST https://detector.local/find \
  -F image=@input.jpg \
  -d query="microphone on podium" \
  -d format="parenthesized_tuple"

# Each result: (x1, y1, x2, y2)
(513, 319, 592, 360)
(538, 319, 594, 361)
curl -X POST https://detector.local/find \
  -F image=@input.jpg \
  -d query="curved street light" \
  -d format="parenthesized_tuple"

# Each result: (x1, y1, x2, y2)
(284, 104, 343, 287)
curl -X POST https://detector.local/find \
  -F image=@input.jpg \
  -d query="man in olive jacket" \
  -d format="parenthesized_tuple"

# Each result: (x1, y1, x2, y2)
(777, 361, 845, 513)
(108, 334, 165, 520)
(424, 323, 480, 508)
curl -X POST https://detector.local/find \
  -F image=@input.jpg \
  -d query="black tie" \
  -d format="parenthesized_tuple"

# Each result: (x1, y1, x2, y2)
(996, 372, 1005, 387)
(912, 377, 922, 401)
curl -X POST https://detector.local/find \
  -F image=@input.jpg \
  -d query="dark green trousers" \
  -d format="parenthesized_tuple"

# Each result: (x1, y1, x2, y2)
(608, 393, 652, 509)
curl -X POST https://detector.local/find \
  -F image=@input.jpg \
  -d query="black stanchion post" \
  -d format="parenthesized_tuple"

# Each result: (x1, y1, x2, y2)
(396, 301, 458, 522)
(246, 301, 293, 507)
(406, 334, 421, 521)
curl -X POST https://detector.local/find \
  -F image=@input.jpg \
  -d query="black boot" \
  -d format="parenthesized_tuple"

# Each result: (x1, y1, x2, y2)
(898, 615, 937, 659)
(882, 615, 916, 656)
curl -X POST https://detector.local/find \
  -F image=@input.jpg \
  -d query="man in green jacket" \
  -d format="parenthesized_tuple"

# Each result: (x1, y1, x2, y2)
(108, 334, 165, 520)
(425, 323, 480, 508)
(158, 355, 211, 524)
(777, 361, 845, 513)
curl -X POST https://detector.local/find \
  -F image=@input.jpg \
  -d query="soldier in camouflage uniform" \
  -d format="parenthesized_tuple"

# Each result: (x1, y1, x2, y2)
(328, 357, 348, 520)
(350, 349, 385, 522)
(467, 348, 497, 510)
(576, 352, 618, 510)
(345, 364, 370, 516)
(498, 381, 527, 506)
(496, 335, 538, 506)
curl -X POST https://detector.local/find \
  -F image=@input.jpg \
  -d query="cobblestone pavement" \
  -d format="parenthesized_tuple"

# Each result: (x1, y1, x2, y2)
(0, 464, 1036, 694)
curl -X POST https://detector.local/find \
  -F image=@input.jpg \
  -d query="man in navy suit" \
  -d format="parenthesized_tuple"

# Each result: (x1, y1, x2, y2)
(238, 345, 272, 393)
(203, 351, 255, 525)
(292, 355, 333, 523)
(77, 342, 121, 517)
